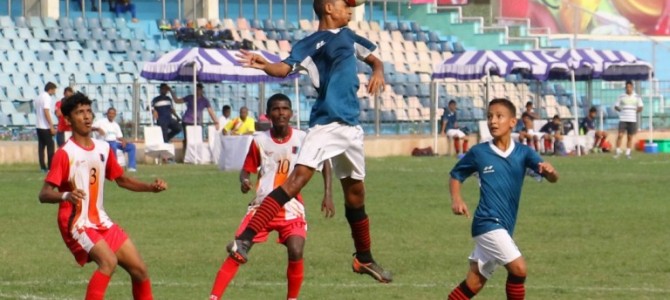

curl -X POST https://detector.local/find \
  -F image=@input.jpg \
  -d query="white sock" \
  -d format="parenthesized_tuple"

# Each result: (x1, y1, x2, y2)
(625, 148, 631, 155)
(616, 148, 622, 155)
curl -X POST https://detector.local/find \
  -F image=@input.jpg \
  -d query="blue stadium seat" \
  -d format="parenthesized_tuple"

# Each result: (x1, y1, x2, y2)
(397, 21, 410, 32)
(28, 17, 44, 28)
(405, 85, 419, 97)
(428, 42, 440, 52)
(428, 31, 441, 42)
(384, 21, 397, 31)
(416, 32, 428, 42)
(101, 40, 116, 52)
(43, 17, 58, 28)
(106, 28, 118, 40)
(14, 16, 28, 28)
(129, 39, 143, 51)
(88, 18, 101, 29)
(10, 113, 28, 126)
(53, 50, 68, 62)
(16, 62, 32, 73)
(62, 28, 77, 41)
(133, 28, 147, 40)
(47, 61, 63, 73)
(274, 19, 286, 31)
(393, 85, 406, 95)
(7, 51, 22, 62)
(0, 62, 17, 73)
(81, 49, 97, 61)
(0, 16, 14, 28)
(114, 39, 129, 52)
(76, 27, 90, 40)
(101, 18, 114, 29)
(0, 113, 9, 126)
(89, 73, 105, 84)
(119, 28, 133, 40)
(452, 42, 465, 53)
(263, 19, 275, 30)
(58, 17, 72, 28)
(250, 19, 262, 29)
(63, 61, 78, 74)
(32, 28, 48, 40)
(402, 32, 415, 42)
(91, 27, 104, 40)
(66, 41, 83, 51)
(115, 18, 127, 30)
(410, 21, 422, 33)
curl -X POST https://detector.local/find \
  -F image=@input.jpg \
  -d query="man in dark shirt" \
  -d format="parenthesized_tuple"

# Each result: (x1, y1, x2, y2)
(151, 84, 182, 143)
(539, 115, 563, 154)
(580, 106, 608, 152)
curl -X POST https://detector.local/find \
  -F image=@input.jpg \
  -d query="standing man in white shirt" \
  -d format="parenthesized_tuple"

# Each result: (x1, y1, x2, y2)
(218, 105, 231, 134)
(93, 107, 138, 172)
(614, 80, 644, 159)
(34, 82, 57, 172)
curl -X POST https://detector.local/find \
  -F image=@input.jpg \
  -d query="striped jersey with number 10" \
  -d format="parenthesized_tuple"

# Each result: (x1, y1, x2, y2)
(243, 128, 307, 220)
(46, 139, 124, 234)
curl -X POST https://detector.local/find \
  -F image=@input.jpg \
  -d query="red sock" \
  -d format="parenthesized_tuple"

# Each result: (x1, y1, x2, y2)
(240, 188, 290, 240)
(448, 281, 476, 300)
(544, 139, 552, 152)
(454, 138, 461, 154)
(462, 140, 468, 152)
(506, 274, 526, 300)
(132, 279, 153, 300)
(86, 270, 111, 300)
(209, 258, 241, 300)
(286, 259, 304, 300)
(346, 206, 372, 262)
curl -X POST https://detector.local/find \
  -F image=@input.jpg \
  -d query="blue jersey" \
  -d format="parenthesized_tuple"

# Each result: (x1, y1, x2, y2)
(151, 95, 174, 124)
(580, 116, 595, 133)
(284, 27, 376, 127)
(450, 141, 543, 237)
(442, 110, 457, 130)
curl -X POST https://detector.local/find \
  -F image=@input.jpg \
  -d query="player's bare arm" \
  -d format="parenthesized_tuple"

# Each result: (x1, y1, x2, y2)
(364, 54, 385, 95)
(240, 170, 252, 194)
(321, 160, 335, 218)
(115, 176, 168, 193)
(38, 182, 86, 205)
(538, 162, 559, 183)
(449, 178, 470, 218)
(237, 49, 292, 77)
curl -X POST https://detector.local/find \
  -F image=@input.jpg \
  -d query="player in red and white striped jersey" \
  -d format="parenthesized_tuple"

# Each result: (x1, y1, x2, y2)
(210, 94, 333, 300)
(38, 93, 168, 300)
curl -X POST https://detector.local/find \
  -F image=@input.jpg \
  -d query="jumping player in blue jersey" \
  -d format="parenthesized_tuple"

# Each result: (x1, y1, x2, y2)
(228, 0, 392, 283)
(446, 98, 558, 300)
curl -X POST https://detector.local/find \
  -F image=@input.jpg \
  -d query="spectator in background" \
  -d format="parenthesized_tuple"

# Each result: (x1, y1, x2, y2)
(152, 84, 182, 143)
(55, 87, 74, 147)
(538, 115, 563, 155)
(223, 106, 256, 135)
(114, 0, 138, 23)
(614, 81, 643, 159)
(93, 107, 137, 172)
(218, 105, 232, 134)
(517, 101, 542, 152)
(580, 106, 608, 153)
(34, 82, 57, 172)
(173, 83, 219, 150)
(440, 100, 468, 159)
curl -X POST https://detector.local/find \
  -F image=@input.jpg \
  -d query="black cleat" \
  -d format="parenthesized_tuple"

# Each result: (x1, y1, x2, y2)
(226, 239, 251, 264)
(352, 256, 393, 283)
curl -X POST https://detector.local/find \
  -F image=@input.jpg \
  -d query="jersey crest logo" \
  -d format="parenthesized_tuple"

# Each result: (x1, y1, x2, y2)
(292, 146, 299, 154)
(316, 40, 325, 50)
(483, 165, 495, 174)
(100, 153, 105, 162)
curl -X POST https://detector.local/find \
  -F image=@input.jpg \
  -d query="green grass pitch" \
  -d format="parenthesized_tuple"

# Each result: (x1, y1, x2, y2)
(1, 154, 669, 299)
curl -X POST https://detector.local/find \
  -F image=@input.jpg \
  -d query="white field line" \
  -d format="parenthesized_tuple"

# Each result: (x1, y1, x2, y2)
(2, 280, 669, 294)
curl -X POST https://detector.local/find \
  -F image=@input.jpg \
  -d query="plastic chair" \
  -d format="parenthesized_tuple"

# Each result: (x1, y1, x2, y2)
(184, 126, 212, 164)
(144, 126, 176, 163)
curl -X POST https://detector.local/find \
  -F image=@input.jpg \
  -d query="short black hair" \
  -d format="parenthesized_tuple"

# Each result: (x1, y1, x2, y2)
(266, 93, 292, 112)
(313, 0, 336, 19)
(448, 100, 456, 105)
(60, 92, 92, 117)
(222, 105, 231, 111)
(625, 80, 633, 86)
(159, 83, 169, 89)
(45, 82, 57, 92)
(107, 107, 116, 113)
(196, 82, 204, 89)
(526, 101, 533, 107)
(589, 106, 598, 113)
(63, 87, 73, 94)
(552, 114, 560, 120)
(489, 98, 516, 116)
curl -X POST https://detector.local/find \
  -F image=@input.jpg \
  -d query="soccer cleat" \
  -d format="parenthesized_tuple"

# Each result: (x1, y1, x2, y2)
(352, 256, 393, 283)
(226, 239, 251, 264)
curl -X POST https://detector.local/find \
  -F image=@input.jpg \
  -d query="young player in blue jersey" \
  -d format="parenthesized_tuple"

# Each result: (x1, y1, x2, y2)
(447, 98, 559, 300)
(228, 0, 392, 283)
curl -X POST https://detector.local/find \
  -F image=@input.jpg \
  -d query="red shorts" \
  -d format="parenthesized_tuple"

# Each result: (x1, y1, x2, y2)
(235, 209, 307, 244)
(60, 224, 129, 266)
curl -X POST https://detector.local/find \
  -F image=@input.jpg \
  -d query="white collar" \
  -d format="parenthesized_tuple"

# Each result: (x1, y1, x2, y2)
(488, 139, 515, 158)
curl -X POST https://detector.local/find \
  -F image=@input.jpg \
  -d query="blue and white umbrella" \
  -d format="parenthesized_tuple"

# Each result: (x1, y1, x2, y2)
(550, 49, 652, 81)
(140, 47, 297, 83)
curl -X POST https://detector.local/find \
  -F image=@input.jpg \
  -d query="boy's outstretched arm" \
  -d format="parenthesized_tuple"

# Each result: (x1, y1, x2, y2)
(364, 54, 385, 96)
(115, 176, 168, 193)
(538, 162, 559, 183)
(449, 178, 470, 218)
(237, 49, 292, 77)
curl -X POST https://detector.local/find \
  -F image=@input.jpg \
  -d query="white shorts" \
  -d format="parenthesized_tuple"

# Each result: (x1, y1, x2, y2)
(296, 122, 365, 180)
(468, 229, 522, 279)
(586, 130, 596, 139)
(446, 129, 465, 139)
(526, 129, 545, 139)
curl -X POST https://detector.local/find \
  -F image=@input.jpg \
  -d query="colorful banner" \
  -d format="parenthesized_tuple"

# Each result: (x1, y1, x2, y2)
(499, 0, 670, 36)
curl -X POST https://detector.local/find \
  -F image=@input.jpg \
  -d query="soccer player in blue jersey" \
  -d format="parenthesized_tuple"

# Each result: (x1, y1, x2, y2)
(446, 98, 558, 300)
(227, 0, 392, 283)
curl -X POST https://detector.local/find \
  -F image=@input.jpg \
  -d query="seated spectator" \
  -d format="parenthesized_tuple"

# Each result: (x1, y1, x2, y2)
(440, 100, 468, 158)
(517, 101, 542, 151)
(93, 107, 137, 172)
(115, 0, 138, 23)
(539, 115, 563, 155)
(223, 106, 256, 135)
(580, 106, 608, 153)
(218, 105, 231, 134)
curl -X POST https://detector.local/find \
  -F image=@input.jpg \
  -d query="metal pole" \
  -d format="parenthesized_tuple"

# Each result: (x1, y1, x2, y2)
(298, 0, 301, 21)
(294, 78, 300, 130)
(132, 77, 140, 140)
(65, 0, 69, 18)
(368, 0, 373, 22)
(283, 0, 287, 22)
(383, 0, 387, 24)
(98, 0, 102, 18)
(162, 0, 166, 21)
(223, 0, 227, 19)
(570, 69, 581, 156)
(193, 0, 196, 22)
(397, 0, 401, 22)
(178, 0, 182, 20)
(432, 81, 438, 154)
(269, 0, 273, 20)
(23, 0, 26, 17)
(254, 0, 258, 21)
(374, 94, 380, 136)
(648, 69, 653, 143)
(82, 0, 86, 19)
(7, 0, 10, 18)
(239, 0, 242, 18)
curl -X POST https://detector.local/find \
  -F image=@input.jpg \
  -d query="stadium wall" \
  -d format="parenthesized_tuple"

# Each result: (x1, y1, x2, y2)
(2, 131, 670, 164)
